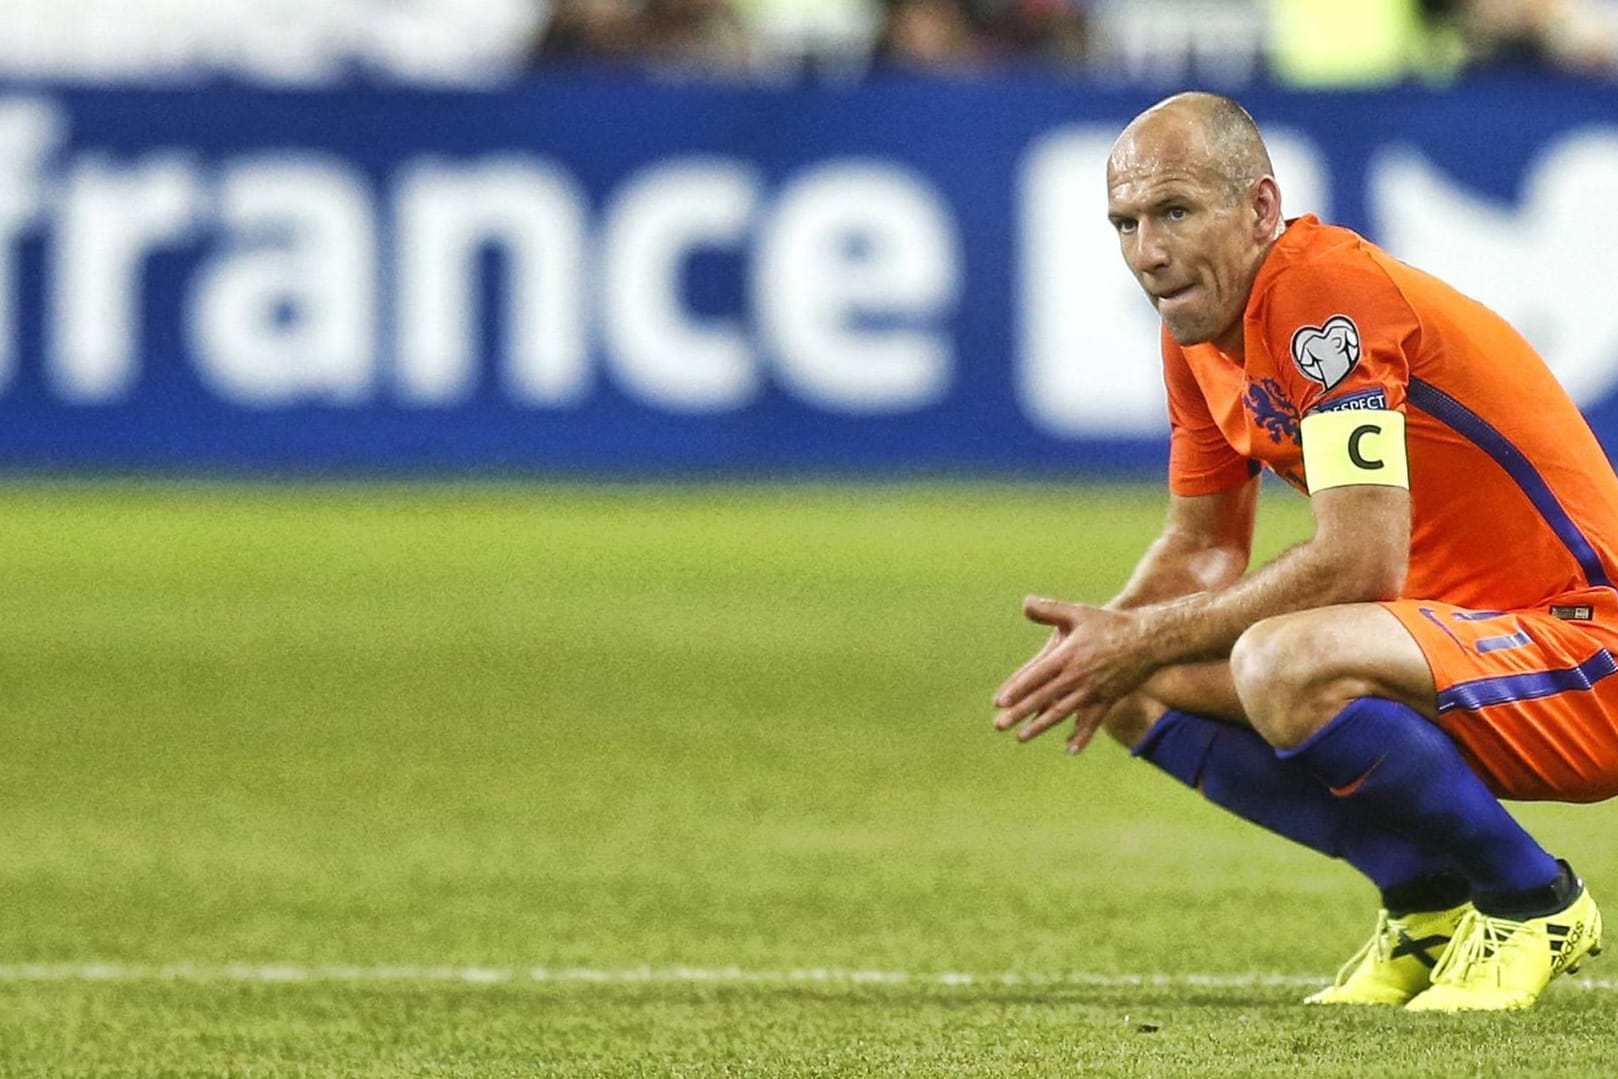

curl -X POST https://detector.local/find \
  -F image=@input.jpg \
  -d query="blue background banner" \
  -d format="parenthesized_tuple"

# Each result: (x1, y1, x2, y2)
(1, 78, 1615, 473)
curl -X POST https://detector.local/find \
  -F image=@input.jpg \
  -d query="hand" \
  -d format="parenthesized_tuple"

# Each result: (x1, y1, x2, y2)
(992, 596, 1157, 754)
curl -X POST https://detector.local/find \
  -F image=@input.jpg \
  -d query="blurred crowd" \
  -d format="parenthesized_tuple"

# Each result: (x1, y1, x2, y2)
(3, 0, 1614, 86)
(530, 0, 1618, 84)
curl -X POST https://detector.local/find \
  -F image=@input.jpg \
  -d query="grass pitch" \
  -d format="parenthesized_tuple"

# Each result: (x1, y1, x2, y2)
(3, 479, 1617, 1077)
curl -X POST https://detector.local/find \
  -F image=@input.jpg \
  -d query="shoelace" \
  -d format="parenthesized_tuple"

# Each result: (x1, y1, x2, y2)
(1331, 911, 1394, 986)
(1430, 910, 1523, 986)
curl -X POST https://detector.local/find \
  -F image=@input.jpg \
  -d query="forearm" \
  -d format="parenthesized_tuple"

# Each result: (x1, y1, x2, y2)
(1106, 533, 1248, 610)
(1108, 477, 1260, 611)
(1133, 532, 1402, 668)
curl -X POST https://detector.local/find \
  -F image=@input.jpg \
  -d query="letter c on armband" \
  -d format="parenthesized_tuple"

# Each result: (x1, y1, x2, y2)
(1347, 424, 1384, 470)
(1300, 409, 1408, 494)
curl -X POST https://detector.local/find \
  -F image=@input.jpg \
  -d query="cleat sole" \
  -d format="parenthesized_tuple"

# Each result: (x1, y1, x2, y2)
(1567, 942, 1602, 977)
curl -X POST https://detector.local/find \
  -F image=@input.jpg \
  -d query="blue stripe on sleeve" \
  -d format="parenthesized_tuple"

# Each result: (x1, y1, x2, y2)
(1408, 378, 1612, 589)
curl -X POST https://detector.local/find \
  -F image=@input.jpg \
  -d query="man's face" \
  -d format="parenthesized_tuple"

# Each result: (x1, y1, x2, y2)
(1106, 143, 1260, 348)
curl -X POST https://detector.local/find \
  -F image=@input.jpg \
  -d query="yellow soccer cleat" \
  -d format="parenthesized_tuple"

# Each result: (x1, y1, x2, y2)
(1405, 885, 1603, 1012)
(1305, 903, 1472, 1006)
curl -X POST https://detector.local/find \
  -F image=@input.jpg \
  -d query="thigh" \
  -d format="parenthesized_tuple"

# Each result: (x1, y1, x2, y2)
(1232, 602, 1440, 738)
(1384, 589, 1618, 802)
(1138, 604, 1436, 734)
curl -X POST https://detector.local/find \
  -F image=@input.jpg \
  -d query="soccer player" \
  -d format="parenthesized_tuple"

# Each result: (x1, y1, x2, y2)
(992, 91, 1618, 1011)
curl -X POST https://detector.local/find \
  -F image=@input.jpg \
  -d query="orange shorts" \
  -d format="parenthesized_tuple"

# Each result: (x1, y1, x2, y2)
(1384, 587, 1618, 802)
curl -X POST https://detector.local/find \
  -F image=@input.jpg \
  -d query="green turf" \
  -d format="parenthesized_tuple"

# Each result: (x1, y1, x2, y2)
(3, 479, 1617, 1077)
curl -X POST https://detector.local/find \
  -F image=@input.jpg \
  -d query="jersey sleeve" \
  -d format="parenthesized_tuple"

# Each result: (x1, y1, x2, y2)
(1163, 327, 1256, 496)
(1255, 250, 1418, 418)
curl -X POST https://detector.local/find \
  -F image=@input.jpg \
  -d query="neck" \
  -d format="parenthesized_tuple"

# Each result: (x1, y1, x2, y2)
(1210, 320, 1245, 360)
(1213, 234, 1281, 360)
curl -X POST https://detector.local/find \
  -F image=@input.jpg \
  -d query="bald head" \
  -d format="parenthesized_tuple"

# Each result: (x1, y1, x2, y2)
(1111, 92, 1274, 207)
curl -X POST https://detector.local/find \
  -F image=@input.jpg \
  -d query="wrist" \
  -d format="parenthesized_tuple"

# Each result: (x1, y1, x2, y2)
(1130, 593, 1205, 669)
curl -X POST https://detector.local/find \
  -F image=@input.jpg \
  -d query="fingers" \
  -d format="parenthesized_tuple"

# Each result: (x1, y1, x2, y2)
(995, 679, 1102, 746)
(1021, 595, 1073, 628)
(992, 672, 1070, 733)
(995, 692, 1106, 754)
(992, 628, 1063, 707)
(992, 598, 1080, 706)
(1015, 689, 1091, 743)
(992, 654, 1068, 718)
(992, 595, 1115, 750)
(1065, 711, 1105, 756)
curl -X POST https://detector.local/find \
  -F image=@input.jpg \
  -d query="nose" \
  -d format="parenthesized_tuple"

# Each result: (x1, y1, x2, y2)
(1128, 219, 1171, 276)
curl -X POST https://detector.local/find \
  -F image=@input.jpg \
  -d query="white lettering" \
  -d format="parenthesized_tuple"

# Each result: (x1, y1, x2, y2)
(757, 161, 957, 413)
(50, 154, 202, 403)
(601, 159, 761, 413)
(393, 156, 589, 406)
(189, 155, 377, 406)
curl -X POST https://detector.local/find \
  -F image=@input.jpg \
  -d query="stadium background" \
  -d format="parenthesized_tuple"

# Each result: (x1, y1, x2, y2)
(9, 2, 1618, 1076)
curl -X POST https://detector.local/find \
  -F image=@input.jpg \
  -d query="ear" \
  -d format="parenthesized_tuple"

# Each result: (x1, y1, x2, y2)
(1252, 175, 1282, 239)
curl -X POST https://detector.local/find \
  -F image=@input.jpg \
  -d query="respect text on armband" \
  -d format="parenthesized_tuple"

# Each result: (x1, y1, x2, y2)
(1311, 389, 1388, 414)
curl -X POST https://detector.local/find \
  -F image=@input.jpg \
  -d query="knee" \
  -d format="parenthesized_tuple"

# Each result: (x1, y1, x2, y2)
(1230, 616, 1346, 749)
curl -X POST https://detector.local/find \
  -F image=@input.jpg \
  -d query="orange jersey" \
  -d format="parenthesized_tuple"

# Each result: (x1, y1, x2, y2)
(1166, 214, 1618, 611)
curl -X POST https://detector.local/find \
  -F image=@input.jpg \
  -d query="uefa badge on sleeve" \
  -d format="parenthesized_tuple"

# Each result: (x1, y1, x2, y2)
(1290, 315, 1362, 392)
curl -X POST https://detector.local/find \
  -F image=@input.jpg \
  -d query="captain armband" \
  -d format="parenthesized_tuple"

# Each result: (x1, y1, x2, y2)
(1299, 409, 1409, 494)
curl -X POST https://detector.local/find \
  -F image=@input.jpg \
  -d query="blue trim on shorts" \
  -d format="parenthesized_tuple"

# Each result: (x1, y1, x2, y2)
(1407, 378, 1613, 589)
(1437, 649, 1618, 713)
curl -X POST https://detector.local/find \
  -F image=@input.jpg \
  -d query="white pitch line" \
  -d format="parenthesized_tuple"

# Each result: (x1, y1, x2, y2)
(1, 964, 1617, 992)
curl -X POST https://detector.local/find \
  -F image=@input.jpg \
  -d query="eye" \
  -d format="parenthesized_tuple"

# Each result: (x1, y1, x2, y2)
(1166, 206, 1189, 221)
(1110, 216, 1137, 234)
